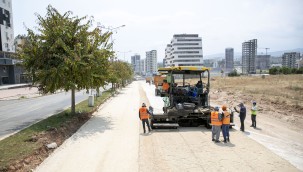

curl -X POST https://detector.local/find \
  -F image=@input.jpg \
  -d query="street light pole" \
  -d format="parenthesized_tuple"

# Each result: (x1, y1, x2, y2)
(97, 23, 125, 51)
(117, 50, 132, 62)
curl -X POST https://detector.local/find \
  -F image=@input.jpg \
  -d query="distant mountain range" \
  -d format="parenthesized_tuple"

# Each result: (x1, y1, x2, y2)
(204, 48, 303, 60)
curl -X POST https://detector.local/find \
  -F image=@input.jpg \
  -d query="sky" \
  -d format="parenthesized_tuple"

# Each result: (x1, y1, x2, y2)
(14, 0, 303, 62)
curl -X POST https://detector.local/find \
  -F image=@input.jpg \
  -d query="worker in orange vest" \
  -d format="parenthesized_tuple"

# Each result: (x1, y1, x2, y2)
(139, 103, 152, 134)
(211, 106, 222, 143)
(162, 80, 170, 93)
(221, 105, 230, 143)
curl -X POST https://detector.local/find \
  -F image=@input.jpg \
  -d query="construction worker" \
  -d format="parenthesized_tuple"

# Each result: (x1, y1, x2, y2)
(162, 80, 170, 93)
(221, 105, 230, 143)
(234, 103, 246, 132)
(250, 101, 258, 128)
(139, 103, 152, 134)
(211, 106, 222, 143)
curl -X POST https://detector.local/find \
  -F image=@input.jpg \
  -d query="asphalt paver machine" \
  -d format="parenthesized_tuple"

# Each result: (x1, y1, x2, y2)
(150, 66, 234, 129)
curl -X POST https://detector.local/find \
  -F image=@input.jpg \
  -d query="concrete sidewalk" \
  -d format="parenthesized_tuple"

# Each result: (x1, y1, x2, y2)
(0, 83, 32, 90)
(0, 84, 39, 100)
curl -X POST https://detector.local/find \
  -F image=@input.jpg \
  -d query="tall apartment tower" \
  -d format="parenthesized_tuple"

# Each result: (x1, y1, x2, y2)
(225, 48, 234, 70)
(131, 54, 140, 74)
(0, 0, 14, 52)
(282, 52, 300, 68)
(242, 39, 257, 74)
(139, 59, 146, 75)
(165, 34, 203, 67)
(145, 50, 157, 75)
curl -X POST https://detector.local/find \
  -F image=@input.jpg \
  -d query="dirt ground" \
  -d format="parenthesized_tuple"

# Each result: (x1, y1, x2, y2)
(208, 75, 303, 171)
(32, 81, 299, 172)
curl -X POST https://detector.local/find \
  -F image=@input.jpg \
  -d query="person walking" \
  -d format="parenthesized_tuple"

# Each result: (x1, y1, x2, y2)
(221, 105, 230, 143)
(250, 101, 258, 128)
(139, 103, 152, 134)
(211, 106, 222, 143)
(234, 103, 246, 132)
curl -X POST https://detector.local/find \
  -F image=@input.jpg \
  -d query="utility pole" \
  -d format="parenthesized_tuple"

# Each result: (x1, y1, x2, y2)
(117, 50, 132, 62)
(265, 48, 270, 56)
(97, 23, 126, 52)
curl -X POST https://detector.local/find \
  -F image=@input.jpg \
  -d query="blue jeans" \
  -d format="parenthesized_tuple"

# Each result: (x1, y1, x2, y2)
(142, 119, 151, 133)
(222, 124, 230, 140)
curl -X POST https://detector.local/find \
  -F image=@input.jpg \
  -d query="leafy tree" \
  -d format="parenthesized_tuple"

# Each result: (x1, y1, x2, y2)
(108, 60, 133, 90)
(269, 67, 279, 75)
(228, 69, 240, 77)
(18, 5, 113, 114)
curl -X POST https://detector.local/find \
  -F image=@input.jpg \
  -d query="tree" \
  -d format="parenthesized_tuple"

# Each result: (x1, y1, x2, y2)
(269, 67, 279, 75)
(107, 60, 133, 90)
(228, 69, 239, 77)
(18, 5, 113, 114)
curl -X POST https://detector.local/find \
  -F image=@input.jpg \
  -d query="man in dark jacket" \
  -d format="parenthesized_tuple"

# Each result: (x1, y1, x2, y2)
(234, 103, 246, 132)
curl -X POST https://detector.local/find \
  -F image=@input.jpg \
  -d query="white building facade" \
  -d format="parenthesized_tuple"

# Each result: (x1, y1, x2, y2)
(145, 50, 157, 75)
(165, 34, 203, 67)
(0, 0, 14, 52)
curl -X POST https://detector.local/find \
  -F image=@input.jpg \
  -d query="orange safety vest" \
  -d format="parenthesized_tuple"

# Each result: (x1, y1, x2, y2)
(139, 107, 149, 120)
(222, 111, 230, 125)
(211, 111, 222, 126)
(162, 83, 169, 91)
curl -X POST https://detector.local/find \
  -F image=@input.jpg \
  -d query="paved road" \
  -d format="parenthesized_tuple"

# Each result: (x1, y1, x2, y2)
(0, 88, 109, 139)
(34, 81, 297, 172)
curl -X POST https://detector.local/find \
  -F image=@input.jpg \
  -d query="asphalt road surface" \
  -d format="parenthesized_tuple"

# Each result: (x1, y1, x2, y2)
(35, 81, 298, 172)
(0, 87, 109, 139)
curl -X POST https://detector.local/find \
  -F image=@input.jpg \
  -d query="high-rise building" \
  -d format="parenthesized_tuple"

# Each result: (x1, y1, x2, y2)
(256, 55, 270, 70)
(139, 59, 146, 75)
(282, 52, 300, 68)
(0, 0, 27, 85)
(225, 48, 234, 70)
(0, 0, 14, 52)
(164, 34, 203, 67)
(145, 50, 157, 75)
(131, 54, 140, 74)
(242, 39, 257, 74)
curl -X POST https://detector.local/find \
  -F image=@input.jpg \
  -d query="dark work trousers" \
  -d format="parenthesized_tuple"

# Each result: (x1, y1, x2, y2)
(222, 124, 230, 141)
(240, 116, 245, 131)
(251, 115, 256, 128)
(142, 119, 151, 133)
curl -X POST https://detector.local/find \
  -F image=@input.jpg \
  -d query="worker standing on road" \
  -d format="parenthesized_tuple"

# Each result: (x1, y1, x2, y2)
(234, 103, 246, 132)
(221, 105, 230, 143)
(250, 101, 258, 128)
(211, 106, 222, 143)
(139, 103, 152, 134)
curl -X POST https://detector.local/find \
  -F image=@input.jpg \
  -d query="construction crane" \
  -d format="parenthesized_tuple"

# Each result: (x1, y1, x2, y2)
(258, 47, 270, 56)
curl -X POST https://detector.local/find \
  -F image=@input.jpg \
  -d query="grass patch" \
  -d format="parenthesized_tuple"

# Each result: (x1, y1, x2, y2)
(0, 89, 113, 171)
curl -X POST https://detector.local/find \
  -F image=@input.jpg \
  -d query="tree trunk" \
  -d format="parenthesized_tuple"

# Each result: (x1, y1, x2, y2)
(96, 87, 100, 97)
(71, 88, 76, 114)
